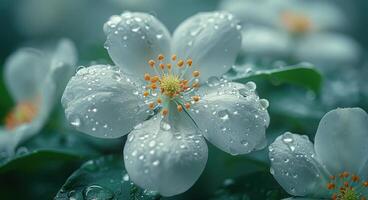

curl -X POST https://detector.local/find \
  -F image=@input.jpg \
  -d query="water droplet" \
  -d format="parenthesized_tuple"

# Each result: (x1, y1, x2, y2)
(245, 81, 256, 91)
(240, 140, 248, 146)
(152, 160, 160, 166)
(260, 99, 269, 109)
(156, 34, 163, 39)
(123, 174, 129, 181)
(83, 185, 114, 200)
(217, 110, 230, 121)
(160, 121, 171, 131)
(207, 77, 220, 87)
(148, 140, 156, 147)
(70, 117, 81, 127)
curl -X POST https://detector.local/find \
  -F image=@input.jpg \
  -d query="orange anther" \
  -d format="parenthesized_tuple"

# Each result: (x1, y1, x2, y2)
(187, 59, 193, 66)
(327, 183, 335, 190)
(329, 175, 336, 180)
(344, 182, 349, 187)
(352, 175, 360, 182)
(144, 73, 151, 81)
(151, 76, 159, 83)
(149, 102, 155, 110)
(171, 55, 177, 61)
(143, 91, 149, 97)
(192, 70, 200, 77)
(185, 102, 191, 109)
(332, 194, 337, 200)
(161, 108, 169, 116)
(177, 60, 184, 67)
(192, 96, 200, 102)
(192, 82, 200, 88)
(158, 54, 164, 61)
(157, 98, 162, 104)
(159, 63, 165, 69)
(167, 63, 172, 69)
(177, 105, 183, 112)
(148, 60, 155, 67)
(363, 181, 368, 187)
(151, 83, 157, 90)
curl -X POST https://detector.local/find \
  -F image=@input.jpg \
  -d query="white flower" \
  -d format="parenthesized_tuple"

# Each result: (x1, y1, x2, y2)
(62, 12, 270, 196)
(269, 108, 368, 199)
(220, 0, 361, 69)
(0, 39, 77, 158)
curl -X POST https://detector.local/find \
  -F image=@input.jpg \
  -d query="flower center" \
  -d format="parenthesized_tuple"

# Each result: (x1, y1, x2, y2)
(326, 172, 368, 200)
(4, 101, 38, 130)
(281, 11, 312, 34)
(142, 54, 201, 116)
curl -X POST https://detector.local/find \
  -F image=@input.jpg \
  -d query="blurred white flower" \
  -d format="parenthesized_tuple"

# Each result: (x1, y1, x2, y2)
(0, 39, 77, 158)
(220, 0, 361, 69)
(62, 11, 270, 196)
(269, 108, 368, 199)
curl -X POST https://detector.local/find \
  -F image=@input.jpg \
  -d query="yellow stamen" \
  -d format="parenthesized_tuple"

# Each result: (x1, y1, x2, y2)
(148, 102, 155, 110)
(158, 54, 164, 61)
(192, 96, 200, 102)
(161, 109, 169, 116)
(144, 73, 151, 81)
(143, 91, 149, 97)
(148, 60, 155, 68)
(177, 105, 183, 112)
(192, 70, 200, 77)
(171, 55, 177, 61)
(177, 60, 184, 67)
(187, 59, 193, 66)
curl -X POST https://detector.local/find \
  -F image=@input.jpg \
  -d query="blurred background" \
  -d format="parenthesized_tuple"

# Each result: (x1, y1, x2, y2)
(0, 0, 368, 199)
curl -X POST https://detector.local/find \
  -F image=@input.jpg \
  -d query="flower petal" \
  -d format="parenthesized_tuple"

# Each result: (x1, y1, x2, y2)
(4, 48, 48, 101)
(294, 33, 360, 70)
(219, 0, 280, 28)
(241, 26, 291, 59)
(189, 81, 270, 155)
(104, 12, 171, 77)
(124, 116, 208, 196)
(172, 11, 242, 82)
(314, 108, 368, 176)
(269, 132, 329, 197)
(61, 65, 149, 138)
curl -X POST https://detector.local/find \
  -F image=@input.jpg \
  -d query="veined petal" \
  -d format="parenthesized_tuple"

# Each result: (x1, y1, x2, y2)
(4, 48, 48, 102)
(189, 81, 270, 155)
(104, 12, 171, 78)
(61, 65, 149, 138)
(314, 108, 368, 176)
(124, 116, 208, 196)
(269, 132, 329, 197)
(172, 11, 242, 83)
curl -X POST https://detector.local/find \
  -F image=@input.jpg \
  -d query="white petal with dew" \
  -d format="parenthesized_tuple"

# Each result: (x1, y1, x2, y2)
(104, 12, 171, 78)
(62, 65, 149, 138)
(269, 132, 329, 197)
(124, 116, 208, 196)
(190, 80, 269, 155)
(172, 11, 242, 83)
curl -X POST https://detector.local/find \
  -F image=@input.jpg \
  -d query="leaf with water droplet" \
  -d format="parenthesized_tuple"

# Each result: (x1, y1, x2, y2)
(55, 155, 160, 200)
(211, 171, 288, 200)
(0, 132, 98, 173)
(226, 63, 322, 93)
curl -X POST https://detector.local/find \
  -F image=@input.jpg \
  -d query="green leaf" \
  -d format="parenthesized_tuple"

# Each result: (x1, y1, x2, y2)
(0, 132, 99, 173)
(55, 155, 161, 200)
(211, 171, 288, 200)
(227, 63, 323, 93)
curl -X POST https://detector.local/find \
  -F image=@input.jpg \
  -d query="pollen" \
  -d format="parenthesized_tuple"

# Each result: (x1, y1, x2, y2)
(5, 101, 38, 130)
(327, 172, 367, 199)
(192, 71, 200, 77)
(177, 105, 183, 112)
(281, 11, 312, 34)
(143, 54, 201, 116)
